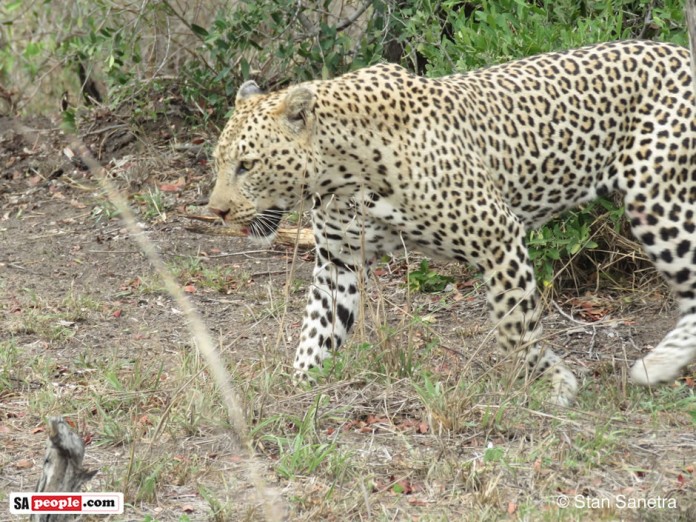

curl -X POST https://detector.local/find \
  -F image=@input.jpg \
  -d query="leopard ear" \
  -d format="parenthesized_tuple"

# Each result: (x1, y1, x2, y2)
(283, 87, 316, 124)
(236, 80, 263, 102)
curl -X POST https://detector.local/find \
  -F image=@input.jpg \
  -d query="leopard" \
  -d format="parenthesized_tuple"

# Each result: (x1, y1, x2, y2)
(208, 39, 696, 407)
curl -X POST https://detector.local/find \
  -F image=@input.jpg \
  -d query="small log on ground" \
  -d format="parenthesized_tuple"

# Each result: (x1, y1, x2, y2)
(32, 417, 97, 521)
(183, 214, 315, 249)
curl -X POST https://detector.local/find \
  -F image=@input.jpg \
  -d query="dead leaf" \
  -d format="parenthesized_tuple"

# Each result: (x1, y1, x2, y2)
(507, 501, 518, 515)
(181, 504, 194, 513)
(31, 426, 44, 434)
(183, 284, 196, 293)
(392, 479, 414, 495)
(15, 459, 33, 469)
(568, 296, 611, 322)
(112, 309, 122, 318)
(533, 458, 542, 473)
(160, 176, 186, 192)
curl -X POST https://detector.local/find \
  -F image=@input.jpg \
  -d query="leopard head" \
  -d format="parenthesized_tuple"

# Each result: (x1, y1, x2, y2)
(208, 80, 317, 238)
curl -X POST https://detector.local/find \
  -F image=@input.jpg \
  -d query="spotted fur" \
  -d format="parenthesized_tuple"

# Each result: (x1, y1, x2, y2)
(209, 40, 696, 406)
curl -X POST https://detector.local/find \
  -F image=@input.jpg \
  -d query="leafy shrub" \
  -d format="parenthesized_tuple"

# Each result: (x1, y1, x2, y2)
(178, 0, 390, 120)
(408, 260, 454, 293)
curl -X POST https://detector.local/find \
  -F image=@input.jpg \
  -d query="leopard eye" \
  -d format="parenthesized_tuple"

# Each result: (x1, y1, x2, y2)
(236, 160, 256, 175)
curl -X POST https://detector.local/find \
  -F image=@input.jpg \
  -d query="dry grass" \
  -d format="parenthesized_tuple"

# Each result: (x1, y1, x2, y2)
(2, 198, 695, 521)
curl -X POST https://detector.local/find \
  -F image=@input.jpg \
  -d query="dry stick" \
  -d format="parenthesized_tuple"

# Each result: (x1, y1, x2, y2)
(68, 140, 285, 522)
(183, 219, 315, 248)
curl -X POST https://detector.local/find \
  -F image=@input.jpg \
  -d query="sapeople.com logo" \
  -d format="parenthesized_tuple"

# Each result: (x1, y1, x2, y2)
(10, 493, 124, 515)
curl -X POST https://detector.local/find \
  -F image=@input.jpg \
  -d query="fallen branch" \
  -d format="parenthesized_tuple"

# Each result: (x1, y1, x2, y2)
(182, 214, 315, 249)
(33, 417, 97, 522)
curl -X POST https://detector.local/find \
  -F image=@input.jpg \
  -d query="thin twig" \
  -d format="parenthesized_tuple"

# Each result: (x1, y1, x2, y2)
(202, 250, 277, 258)
(687, 0, 696, 98)
(67, 139, 286, 522)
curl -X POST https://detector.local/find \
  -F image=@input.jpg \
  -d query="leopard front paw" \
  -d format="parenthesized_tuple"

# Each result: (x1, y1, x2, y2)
(292, 369, 317, 387)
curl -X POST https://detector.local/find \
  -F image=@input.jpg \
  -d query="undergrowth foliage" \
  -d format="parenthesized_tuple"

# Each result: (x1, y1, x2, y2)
(0, 0, 688, 286)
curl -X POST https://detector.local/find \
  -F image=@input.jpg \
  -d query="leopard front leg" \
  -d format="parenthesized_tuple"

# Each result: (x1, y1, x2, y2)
(292, 196, 401, 382)
(293, 254, 360, 381)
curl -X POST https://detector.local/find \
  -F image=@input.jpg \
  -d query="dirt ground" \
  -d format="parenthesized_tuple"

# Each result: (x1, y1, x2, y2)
(1, 112, 694, 521)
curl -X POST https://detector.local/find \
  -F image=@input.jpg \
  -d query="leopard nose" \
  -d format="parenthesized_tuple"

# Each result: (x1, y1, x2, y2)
(209, 207, 229, 221)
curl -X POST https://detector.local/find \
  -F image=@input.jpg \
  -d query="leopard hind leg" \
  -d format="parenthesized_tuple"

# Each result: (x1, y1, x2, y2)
(625, 193, 696, 385)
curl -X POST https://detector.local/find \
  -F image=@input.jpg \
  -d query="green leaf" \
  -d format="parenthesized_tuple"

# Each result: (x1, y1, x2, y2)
(6, 0, 22, 13)
(60, 109, 76, 133)
(483, 447, 504, 463)
(240, 58, 250, 79)
(24, 41, 41, 57)
(190, 24, 208, 38)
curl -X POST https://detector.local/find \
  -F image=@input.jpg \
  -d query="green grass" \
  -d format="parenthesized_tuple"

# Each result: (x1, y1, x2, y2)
(134, 188, 170, 222)
(3, 248, 694, 519)
(167, 256, 251, 294)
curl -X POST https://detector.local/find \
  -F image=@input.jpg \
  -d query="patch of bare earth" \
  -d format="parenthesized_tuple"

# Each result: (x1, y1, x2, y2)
(1, 113, 694, 521)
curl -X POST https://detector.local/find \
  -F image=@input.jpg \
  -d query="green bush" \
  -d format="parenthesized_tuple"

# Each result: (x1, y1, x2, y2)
(176, 0, 402, 120)
(408, 260, 455, 293)
(395, 0, 686, 77)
